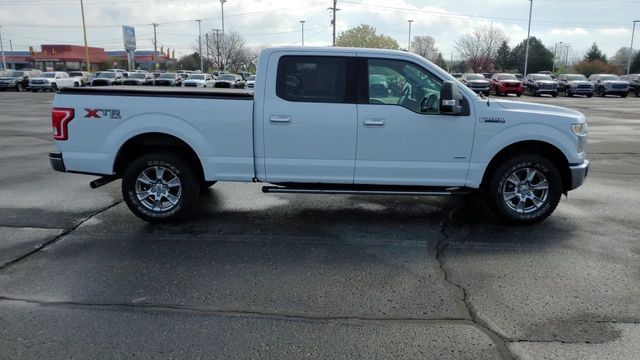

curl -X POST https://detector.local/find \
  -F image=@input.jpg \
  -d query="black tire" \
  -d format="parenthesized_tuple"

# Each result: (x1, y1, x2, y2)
(201, 181, 217, 192)
(599, 89, 605, 97)
(16, 83, 24, 92)
(484, 155, 562, 225)
(552, 92, 558, 97)
(516, 93, 522, 97)
(50, 83, 58, 92)
(122, 153, 200, 223)
(621, 93, 627, 98)
(587, 94, 592, 98)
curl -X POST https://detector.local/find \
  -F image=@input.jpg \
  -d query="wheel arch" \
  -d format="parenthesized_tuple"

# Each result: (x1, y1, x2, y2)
(480, 140, 571, 193)
(113, 132, 205, 182)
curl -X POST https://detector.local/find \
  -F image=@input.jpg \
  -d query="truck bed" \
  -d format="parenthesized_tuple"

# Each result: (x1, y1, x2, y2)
(60, 86, 254, 100)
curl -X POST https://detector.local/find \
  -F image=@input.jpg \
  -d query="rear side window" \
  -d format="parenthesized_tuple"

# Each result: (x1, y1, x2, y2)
(276, 56, 349, 103)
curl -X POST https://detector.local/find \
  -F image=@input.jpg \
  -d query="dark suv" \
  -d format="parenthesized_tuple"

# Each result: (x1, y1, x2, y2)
(557, 74, 594, 97)
(525, 73, 558, 97)
(0, 70, 41, 92)
(620, 74, 640, 97)
(461, 73, 490, 95)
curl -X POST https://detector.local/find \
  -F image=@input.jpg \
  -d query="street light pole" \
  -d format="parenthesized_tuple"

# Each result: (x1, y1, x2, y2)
(220, 0, 226, 70)
(552, 41, 562, 73)
(80, 0, 91, 72)
(300, 20, 305, 46)
(407, 19, 413, 52)
(627, 20, 639, 76)
(152, 23, 158, 70)
(523, 0, 533, 76)
(196, 19, 203, 72)
(0, 25, 6, 71)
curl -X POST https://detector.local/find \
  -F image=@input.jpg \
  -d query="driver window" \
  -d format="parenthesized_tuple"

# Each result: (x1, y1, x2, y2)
(367, 59, 442, 114)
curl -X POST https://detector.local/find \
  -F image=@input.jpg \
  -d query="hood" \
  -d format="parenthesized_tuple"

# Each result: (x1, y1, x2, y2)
(494, 99, 583, 119)
(30, 77, 51, 81)
(185, 79, 205, 83)
(467, 79, 489, 84)
(497, 79, 521, 83)
(567, 80, 591, 85)
(534, 80, 556, 84)
(601, 80, 628, 85)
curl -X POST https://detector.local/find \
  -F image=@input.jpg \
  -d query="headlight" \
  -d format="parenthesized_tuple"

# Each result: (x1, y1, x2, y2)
(572, 123, 588, 136)
(535, 81, 542, 87)
(570, 83, 577, 88)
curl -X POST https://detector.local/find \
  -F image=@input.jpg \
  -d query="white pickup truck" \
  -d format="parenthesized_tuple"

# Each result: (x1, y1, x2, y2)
(49, 47, 589, 224)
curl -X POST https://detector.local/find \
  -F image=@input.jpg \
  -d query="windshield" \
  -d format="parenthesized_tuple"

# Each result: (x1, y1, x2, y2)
(496, 74, 517, 80)
(599, 75, 619, 81)
(248, 75, 256, 81)
(219, 74, 236, 81)
(6, 71, 24, 77)
(188, 74, 205, 80)
(41, 73, 56, 78)
(465, 74, 484, 80)
(69, 72, 83, 77)
(531, 74, 552, 80)
(567, 74, 587, 81)
(99, 72, 116, 78)
(129, 73, 145, 79)
(159, 73, 176, 79)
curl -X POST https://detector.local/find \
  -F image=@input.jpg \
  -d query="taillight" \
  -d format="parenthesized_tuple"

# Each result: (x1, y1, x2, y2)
(52, 108, 74, 141)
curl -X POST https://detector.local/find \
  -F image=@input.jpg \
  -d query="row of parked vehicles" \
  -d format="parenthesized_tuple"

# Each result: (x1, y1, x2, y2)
(0, 69, 257, 92)
(456, 71, 640, 98)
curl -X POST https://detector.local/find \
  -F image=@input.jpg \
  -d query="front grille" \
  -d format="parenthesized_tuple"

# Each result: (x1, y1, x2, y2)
(577, 84, 592, 89)
(92, 80, 110, 86)
(215, 82, 231, 88)
(504, 82, 518, 88)
(540, 83, 556, 89)
(31, 80, 44, 84)
(184, 83, 197, 87)
(247, 84, 254, 88)
(612, 83, 627, 89)
(123, 81, 139, 85)
(155, 81, 172, 86)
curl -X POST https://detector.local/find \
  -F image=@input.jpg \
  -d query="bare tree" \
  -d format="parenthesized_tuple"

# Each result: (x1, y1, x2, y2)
(203, 30, 253, 72)
(454, 24, 508, 72)
(411, 35, 439, 62)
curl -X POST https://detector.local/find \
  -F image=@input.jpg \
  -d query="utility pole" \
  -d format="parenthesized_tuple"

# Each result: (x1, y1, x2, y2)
(196, 20, 203, 72)
(9, 39, 13, 69)
(205, 33, 210, 71)
(564, 44, 570, 71)
(523, 0, 533, 76)
(152, 23, 158, 70)
(220, 0, 227, 70)
(0, 25, 6, 71)
(329, 0, 339, 46)
(79, 0, 91, 71)
(300, 20, 305, 46)
(552, 41, 562, 73)
(407, 20, 413, 52)
(450, 51, 453, 73)
(627, 20, 639, 76)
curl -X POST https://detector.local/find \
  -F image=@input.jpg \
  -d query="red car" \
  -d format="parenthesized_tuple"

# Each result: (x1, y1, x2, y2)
(491, 73, 523, 97)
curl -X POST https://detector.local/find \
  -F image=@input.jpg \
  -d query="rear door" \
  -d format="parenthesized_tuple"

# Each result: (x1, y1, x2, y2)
(262, 53, 358, 183)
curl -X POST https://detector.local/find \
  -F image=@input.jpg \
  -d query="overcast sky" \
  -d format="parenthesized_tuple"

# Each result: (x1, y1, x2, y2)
(0, 0, 638, 61)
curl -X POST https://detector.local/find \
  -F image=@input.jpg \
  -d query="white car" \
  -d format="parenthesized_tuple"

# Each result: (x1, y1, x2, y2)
(49, 46, 589, 224)
(182, 73, 215, 88)
(29, 72, 78, 92)
(245, 75, 256, 89)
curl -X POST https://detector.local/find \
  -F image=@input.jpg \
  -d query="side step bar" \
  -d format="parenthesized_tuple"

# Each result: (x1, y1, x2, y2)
(262, 185, 472, 197)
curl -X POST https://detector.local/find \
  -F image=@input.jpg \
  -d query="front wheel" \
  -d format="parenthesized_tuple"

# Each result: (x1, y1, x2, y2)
(484, 155, 562, 224)
(122, 153, 200, 222)
(16, 83, 24, 92)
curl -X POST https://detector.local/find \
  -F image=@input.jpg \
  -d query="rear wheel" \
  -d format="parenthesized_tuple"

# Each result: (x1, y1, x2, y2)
(484, 155, 562, 224)
(122, 153, 200, 222)
(50, 83, 58, 92)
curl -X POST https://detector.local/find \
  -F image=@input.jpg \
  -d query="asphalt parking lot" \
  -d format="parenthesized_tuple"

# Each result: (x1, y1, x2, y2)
(1, 91, 639, 359)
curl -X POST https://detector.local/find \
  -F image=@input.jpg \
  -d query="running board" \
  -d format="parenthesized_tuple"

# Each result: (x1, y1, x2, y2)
(262, 185, 472, 197)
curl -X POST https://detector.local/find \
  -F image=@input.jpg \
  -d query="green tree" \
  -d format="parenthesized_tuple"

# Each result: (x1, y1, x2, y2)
(510, 36, 554, 74)
(584, 43, 607, 63)
(495, 41, 512, 71)
(434, 52, 447, 69)
(336, 24, 400, 50)
(176, 53, 200, 70)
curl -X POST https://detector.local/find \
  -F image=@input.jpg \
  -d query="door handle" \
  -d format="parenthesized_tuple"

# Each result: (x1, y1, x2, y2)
(363, 118, 385, 126)
(269, 115, 291, 123)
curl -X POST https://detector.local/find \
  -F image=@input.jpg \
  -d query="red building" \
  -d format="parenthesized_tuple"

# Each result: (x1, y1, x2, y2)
(32, 45, 107, 72)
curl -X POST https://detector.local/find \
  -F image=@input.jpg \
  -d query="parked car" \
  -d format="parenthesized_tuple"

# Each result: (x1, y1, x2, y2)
(514, 73, 525, 84)
(182, 73, 215, 88)
(30, 71, 78, 91)
(524, 73, 558, 97)
(154, 73, 183, 86)
(588, 74, 629, 97)
(620, 74, 640, 97)
(92, 71, 125, 86)
(108, 69, 129, 78)
(212, 70, 227, 79)
(557, 74, 594, 97)
(239, 71, 252, 81)
(460, 73, 490, 95)
(214, 73, 245, 88)
(49, 46, 589, 225)
(122, 72, 154, 86)
(451, 72, 463, 79)
(245, 74, 256, 89)
(490, 73, 523, 96)
(153, 70, 166, 79)
(0, 69, 41, 92)
(68, 71, 91, 86)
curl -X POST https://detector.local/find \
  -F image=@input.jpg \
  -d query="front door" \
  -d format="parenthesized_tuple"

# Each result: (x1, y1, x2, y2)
(355, 58, 475, 186)
(262, 54, 358, 183)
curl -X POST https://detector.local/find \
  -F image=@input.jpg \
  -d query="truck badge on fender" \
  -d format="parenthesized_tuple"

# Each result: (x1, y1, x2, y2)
(481, 116, 505, 123)
(84, 108, 121, 120)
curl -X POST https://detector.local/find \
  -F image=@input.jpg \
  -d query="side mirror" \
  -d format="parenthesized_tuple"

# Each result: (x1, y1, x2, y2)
(440, 81, 463, 115)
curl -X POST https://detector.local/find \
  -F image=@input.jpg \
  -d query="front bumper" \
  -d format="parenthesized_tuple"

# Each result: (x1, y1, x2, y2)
(533, 88, 558, 94)
(49, 152, 66, 172)
(569, 160, 589, 190)
(0, 82, 17, 89)
(30, 84, 52, 90)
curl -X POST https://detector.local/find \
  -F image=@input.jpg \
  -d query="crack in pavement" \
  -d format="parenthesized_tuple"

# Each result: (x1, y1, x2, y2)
(436, 198, 515, 360)
(0, 201, 122, 272)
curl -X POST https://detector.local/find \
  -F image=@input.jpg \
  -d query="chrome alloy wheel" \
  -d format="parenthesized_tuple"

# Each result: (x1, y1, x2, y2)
(135, 166, 182, 212)
(502, 167, 549, 214)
